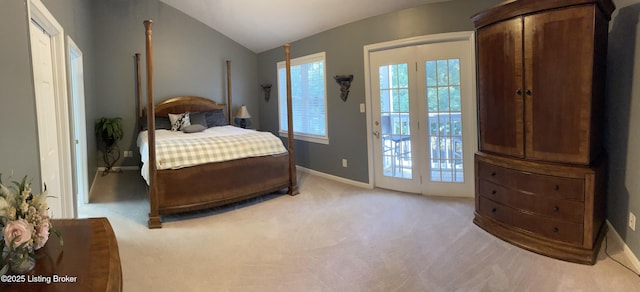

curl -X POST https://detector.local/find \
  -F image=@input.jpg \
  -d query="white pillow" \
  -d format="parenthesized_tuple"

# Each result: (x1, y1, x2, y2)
(168, 112, 191, 131)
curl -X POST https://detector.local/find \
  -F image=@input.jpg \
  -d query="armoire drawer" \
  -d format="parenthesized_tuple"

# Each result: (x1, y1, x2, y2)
(478, 180, 584, 223)
(477, 161, 584, 201)
(478, 196, 584, 245)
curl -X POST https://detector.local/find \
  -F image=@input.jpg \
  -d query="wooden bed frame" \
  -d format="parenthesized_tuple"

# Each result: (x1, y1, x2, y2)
(140, 20, 298, 228)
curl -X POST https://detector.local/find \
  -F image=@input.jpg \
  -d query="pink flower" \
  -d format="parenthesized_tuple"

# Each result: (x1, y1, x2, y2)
(3, 219, 33, 247)
(33, 220, 50, 250)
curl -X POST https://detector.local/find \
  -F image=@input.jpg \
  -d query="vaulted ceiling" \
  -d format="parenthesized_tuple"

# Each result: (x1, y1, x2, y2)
(159, 0, 451, 53)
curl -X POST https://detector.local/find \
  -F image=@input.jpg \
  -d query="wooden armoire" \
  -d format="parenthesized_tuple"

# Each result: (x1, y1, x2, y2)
(471, 0, 615, 264)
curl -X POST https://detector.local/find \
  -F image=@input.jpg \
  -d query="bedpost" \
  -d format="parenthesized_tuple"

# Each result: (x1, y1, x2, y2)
(144, 19, 162, 228)
(284, 44, 299, 196)
(135, 53, 143, 131)
(226, 60, 233, 125)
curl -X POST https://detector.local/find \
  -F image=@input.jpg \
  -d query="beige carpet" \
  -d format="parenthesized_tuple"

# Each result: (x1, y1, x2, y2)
(80, 170, 640, 291)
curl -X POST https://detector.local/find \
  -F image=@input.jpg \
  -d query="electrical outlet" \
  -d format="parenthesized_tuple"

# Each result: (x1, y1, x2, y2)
(342, 159, 348, 168)
(629, 212, 636, 231)
(124, 150, 133, 158)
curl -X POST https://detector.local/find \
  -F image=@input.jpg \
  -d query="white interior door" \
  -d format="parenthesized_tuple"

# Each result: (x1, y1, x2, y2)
(28, 0, 74, 218)
(30, 21, 63, 217)
(68, 37, 89, 206)
(368, 33, 476, 197)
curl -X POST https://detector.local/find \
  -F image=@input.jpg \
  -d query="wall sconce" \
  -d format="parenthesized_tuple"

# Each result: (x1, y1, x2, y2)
(261, 84, 272, 102)
(334, 75, 353, 102)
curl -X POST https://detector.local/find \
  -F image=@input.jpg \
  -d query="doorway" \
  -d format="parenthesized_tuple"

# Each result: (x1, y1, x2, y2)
(364, 32, 477, 197)
(28, 0, 74, 218)
(68, 37, 89, 207)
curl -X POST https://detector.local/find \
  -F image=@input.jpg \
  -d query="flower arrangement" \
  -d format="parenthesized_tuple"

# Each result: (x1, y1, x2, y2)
(0, 175, 62, 274)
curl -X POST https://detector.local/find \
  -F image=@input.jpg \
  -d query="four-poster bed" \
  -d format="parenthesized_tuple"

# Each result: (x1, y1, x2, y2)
(139, 20, 298, 228)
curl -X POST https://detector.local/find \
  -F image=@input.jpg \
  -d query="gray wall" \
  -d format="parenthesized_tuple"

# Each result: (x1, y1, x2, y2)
(257, 0, 502, 183)
(0, 0, 42, 189)
(607, 0, 640, 264)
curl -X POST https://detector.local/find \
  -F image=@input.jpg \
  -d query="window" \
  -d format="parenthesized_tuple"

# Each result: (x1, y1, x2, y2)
(277, 52, 328, 144)
(426, 59, 464, 183)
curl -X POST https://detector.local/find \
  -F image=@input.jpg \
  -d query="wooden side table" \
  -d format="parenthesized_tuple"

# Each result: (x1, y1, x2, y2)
(0, 217, 123, 291)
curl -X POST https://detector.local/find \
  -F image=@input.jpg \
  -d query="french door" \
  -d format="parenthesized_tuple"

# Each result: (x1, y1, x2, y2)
(369, 37, 476, 196)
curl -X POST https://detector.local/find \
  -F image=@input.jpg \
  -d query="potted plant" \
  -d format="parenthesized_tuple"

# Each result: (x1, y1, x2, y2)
(95, 117, 123, 147)
(95, 117, 124, 174)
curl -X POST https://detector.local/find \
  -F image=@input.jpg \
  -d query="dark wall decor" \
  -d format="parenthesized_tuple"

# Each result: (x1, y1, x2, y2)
(334, 75, 353, 101)
(261, 84, 272, 102)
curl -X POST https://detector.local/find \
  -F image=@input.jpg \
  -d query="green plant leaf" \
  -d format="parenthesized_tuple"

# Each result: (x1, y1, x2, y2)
(95, 116, 124, 143)
(0, 264, 8, 276)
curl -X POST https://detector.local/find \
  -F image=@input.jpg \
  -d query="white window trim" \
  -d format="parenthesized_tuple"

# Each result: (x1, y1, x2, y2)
(277, 51, 329, 144)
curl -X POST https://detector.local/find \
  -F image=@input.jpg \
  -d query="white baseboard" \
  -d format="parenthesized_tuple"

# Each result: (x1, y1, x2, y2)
(606, 220, 640, 273)
(296, 166, 372, 189)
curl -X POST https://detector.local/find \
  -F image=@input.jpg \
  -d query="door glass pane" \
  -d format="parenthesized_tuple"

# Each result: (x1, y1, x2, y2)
(379, 64, 412, 179)
(426, 59, 464, 183)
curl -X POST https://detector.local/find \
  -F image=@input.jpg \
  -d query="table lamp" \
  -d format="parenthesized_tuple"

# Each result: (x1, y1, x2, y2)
(235, 105, 251, 128)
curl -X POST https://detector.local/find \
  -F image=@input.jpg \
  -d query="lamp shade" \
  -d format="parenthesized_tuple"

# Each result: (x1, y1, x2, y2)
(235, 105, 251, 119)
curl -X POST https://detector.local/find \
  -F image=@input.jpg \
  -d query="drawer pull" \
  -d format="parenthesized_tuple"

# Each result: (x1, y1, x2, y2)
(491, 208, 497, 213)
(491, 172, 497, 177)
(491, 190, 497, 195)
(553, 227, 559, 233)
(553, 206, 559, 212)
(554, 185, 560, 191)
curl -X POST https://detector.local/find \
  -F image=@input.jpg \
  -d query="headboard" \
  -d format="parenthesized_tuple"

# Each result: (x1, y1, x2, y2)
(138, 95, 228, 131)
(154, 96, 227, 118)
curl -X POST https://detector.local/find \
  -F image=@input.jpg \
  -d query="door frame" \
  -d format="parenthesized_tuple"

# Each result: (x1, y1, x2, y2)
(363, 31, 477, 196)
(67, 36, 89, 208)
(28, 0, 75, 218)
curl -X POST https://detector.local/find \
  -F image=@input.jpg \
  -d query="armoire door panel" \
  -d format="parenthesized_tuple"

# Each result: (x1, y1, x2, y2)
(477, 17, 524, 158)
(524, 6, 595, 165)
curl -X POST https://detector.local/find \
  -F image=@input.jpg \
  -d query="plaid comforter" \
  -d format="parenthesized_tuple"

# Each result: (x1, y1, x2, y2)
(137, 126, 287, 184)
(155, 129, 287, 169)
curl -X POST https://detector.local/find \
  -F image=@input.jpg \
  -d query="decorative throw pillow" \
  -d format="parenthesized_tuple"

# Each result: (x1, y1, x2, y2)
(141, 116, 172, 130)
(181, 124, 206, 133)
(189, 112, 208, 127)
(205, 109, 228, 127)
(168, 112, 191, 131)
